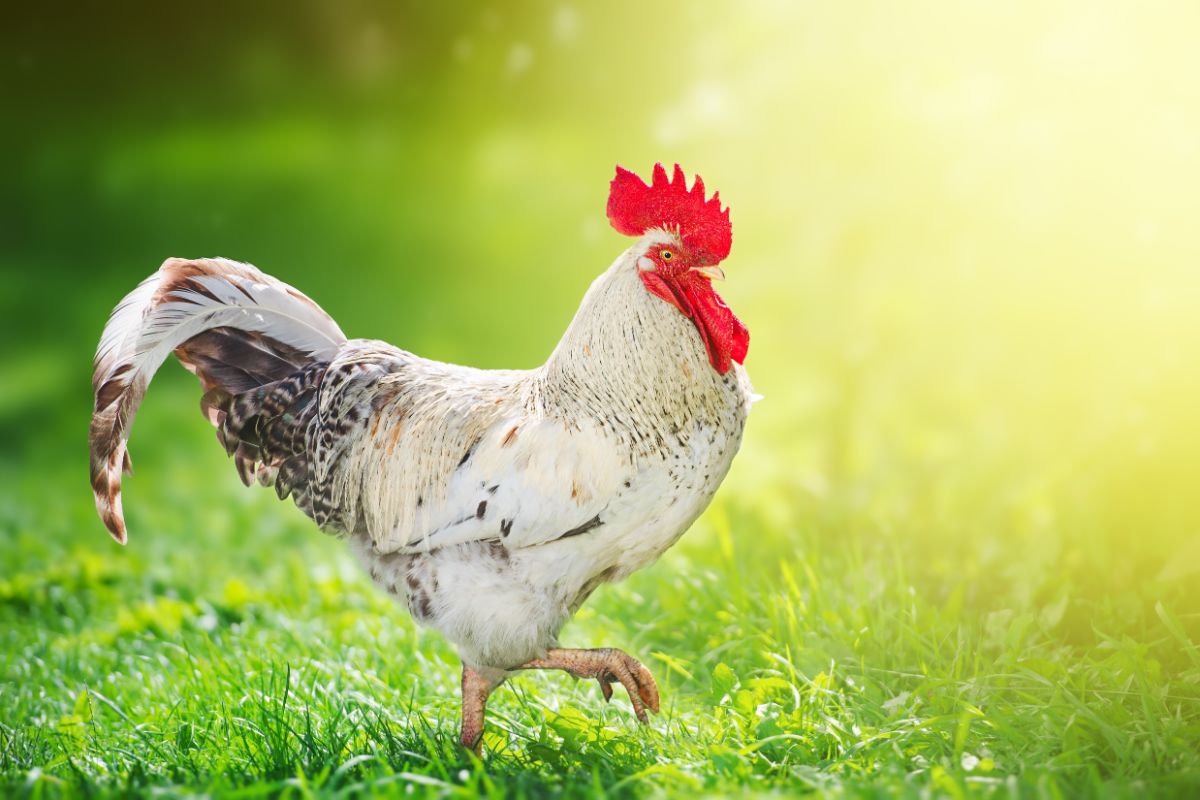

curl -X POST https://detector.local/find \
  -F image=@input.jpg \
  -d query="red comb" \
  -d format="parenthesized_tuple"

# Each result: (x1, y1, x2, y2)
(607, 163, 732, 264)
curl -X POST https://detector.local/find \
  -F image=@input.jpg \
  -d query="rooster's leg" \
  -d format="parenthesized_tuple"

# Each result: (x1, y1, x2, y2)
(460, 665, 500, 753)
(516, 647, 661, 723)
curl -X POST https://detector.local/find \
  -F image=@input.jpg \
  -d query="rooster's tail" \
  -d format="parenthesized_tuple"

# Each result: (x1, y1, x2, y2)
(89, 257, 347, 543)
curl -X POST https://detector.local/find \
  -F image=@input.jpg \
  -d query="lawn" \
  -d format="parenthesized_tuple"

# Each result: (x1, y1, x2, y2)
(3, 380, 1199, 798)
(4, 2, 1200, 797)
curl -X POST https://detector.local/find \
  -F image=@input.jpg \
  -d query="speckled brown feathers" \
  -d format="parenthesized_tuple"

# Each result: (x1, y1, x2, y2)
(211, 360, 328, 510)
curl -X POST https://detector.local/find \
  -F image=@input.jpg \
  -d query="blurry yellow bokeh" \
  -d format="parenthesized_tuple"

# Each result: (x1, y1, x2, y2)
(3, 0, 1199, 646)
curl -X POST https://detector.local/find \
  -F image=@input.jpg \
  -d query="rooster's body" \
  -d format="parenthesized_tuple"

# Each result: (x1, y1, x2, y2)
(89, 165, 752, 748)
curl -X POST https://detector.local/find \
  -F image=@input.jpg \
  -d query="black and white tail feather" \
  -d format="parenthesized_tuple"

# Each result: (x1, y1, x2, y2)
(89, 257, 347, 543)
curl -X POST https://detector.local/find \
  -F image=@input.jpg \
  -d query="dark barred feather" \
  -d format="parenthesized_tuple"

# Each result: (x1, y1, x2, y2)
(208, 361, 329, 513)
(181, 331, 391, 533)
(177, 327, 312, 394)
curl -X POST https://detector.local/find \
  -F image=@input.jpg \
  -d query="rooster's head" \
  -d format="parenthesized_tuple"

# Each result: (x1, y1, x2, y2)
(607, 163, 748, 374)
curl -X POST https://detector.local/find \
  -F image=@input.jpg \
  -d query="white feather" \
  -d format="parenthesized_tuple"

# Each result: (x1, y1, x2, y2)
(94, 258, 345, 392)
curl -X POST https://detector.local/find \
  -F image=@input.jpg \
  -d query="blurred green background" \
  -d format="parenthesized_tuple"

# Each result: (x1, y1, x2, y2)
(3, 1, 1200, 796)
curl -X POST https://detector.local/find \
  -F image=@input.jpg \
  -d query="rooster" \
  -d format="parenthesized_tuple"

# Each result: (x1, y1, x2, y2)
(89, 163, 753, 750)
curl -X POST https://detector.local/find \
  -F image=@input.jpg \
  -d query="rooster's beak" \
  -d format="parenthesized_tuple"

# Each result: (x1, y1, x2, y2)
(690, 265, 725, 281)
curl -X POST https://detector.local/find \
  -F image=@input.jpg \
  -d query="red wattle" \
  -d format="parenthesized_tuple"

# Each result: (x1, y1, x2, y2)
(680, 281, 748, 374)
(639, 270, 689, 317)
(643, 270, 749, 375)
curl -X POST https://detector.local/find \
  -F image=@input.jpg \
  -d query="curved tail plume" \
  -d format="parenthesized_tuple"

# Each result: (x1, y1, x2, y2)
(89, 257, 347, 543)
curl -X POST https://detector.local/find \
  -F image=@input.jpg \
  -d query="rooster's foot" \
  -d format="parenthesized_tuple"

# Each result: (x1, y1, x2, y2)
(517, 647, 661, 723)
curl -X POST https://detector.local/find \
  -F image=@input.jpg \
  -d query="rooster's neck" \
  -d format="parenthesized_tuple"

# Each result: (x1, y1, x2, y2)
(536, 241, 726, 423)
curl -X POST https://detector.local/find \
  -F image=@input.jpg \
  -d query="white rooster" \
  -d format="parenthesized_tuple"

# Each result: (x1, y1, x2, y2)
(89, 163, 753, 749)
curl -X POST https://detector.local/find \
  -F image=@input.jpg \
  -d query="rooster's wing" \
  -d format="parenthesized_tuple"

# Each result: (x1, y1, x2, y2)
(208, 339, 624, 554)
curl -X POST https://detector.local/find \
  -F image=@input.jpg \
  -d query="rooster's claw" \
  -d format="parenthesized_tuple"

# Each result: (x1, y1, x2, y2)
(520, 647, 660, 723)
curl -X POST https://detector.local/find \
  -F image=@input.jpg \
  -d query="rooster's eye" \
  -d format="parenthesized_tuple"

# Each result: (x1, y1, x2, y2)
(660, 250, 673, 261)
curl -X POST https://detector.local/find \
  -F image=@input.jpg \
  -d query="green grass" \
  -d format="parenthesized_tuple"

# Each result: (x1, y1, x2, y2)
(2, 382, 1199, 798)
